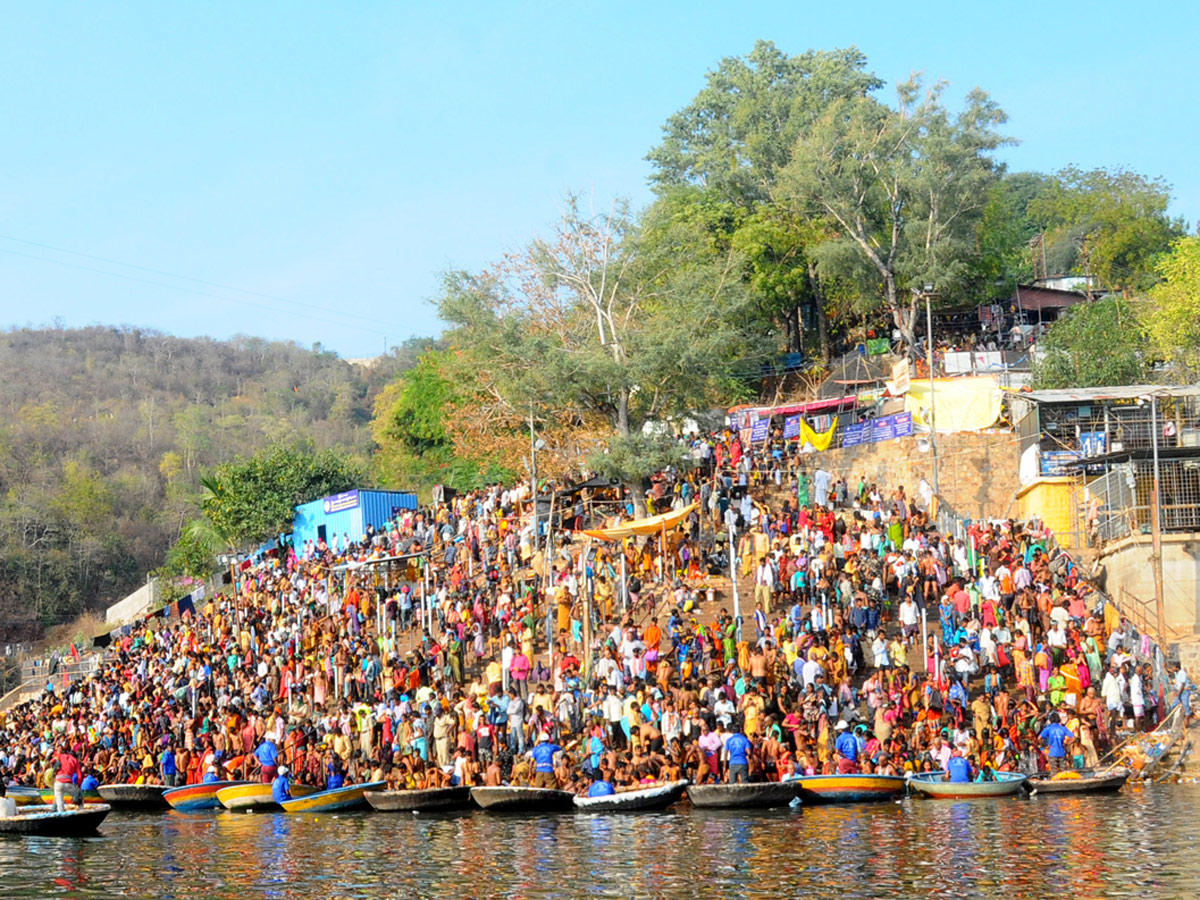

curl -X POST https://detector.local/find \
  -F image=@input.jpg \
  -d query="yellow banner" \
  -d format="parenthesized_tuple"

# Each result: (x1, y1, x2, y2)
(799, 417, 837, 451)
(905, 376, 1001, 433)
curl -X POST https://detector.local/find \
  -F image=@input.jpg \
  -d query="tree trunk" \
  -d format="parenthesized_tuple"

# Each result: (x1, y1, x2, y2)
(886, 275, 918, 355)
(628, 480, 648, 519)
(616, 386, 648, 519)
(807, 262, 831, 364)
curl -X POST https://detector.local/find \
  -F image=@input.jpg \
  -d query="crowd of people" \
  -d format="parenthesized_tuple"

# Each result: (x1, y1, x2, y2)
(3, 426, 1193, 808)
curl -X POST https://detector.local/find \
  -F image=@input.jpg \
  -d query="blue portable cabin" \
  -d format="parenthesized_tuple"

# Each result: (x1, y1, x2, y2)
(292, 488, 418, 550)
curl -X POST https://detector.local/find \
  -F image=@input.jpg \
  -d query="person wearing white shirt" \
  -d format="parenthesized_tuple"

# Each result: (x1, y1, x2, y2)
(899, 597, 920, 641)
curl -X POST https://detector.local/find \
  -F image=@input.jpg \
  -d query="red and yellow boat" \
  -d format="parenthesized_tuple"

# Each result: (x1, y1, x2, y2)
(792, 773, 908, 805)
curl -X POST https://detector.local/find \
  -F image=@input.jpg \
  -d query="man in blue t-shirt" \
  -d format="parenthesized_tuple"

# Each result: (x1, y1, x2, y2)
(1039, 712, 1075, 774)
(723, 729, 753, 784)
(159, 744, 178, 787)
(271, 766, 293, 804)
(255, 738, 280, 784)
(528, 733, 563, 789)
(946, 750, 973, 783)
(587, 770, 616, 798)
(834, 720, 860, 774)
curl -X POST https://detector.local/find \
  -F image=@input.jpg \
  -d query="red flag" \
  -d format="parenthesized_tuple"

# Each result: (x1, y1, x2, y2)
(70, 644, 79, 661)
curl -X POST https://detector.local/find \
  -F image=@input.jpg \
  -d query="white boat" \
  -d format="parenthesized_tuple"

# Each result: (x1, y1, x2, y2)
(574, 780, 688, 812)
(909, 771, 1027, 799)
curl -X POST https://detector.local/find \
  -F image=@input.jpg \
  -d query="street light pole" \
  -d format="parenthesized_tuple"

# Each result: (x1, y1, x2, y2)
(529, 403, 537, 509)
(924, 287, 940, 495)
(1149, 394, 1167, 643)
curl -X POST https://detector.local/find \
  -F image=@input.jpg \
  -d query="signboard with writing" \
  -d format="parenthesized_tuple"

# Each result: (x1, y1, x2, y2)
(750, 417, 771, 443)
(842, 412, 913, 448)
(891, 359, 910, 395)
(1040, 451, 1079, 477)
(783, 415, 800, 439)
(322, 489, 360, 514)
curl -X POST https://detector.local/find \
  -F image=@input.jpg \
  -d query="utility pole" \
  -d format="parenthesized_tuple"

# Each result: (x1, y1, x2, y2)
(1149, 394, 1167, 643)
(529, 403, 538, 517)
(924, 286, 940, 495)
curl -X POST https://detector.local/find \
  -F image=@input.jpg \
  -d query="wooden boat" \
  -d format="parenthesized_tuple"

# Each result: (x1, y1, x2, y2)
(908, 771, 1027, 799)
(164, 781, 252, 812)
(686, 781, 800, 809)
(792, 773, 909, 805)
(36, 787, 106, 807)
(97, 784, 170, 808)
(0, 804, 111, 836)
(470, 786, 576, 812)
(8, 786, 43, 807)
(216, 782, 318, 812)
(1027, 768, 1130, 794)
(574, 780, 688, 813)
(363, 786, 472, 812)
(280, 781, 385, 813)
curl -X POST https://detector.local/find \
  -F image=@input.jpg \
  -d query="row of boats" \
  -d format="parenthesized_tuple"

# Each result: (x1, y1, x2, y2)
(0, 766, 1131, 834)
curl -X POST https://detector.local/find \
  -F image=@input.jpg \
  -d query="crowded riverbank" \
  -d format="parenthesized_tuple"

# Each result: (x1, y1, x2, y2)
(2, 427, 1194, 838)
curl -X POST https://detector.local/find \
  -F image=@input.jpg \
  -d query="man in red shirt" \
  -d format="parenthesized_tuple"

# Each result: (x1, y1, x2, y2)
(54, 742, 82, 812)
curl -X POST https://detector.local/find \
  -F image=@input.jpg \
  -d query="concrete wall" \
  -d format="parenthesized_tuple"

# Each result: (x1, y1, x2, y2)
(1097, 532, 1200, 640)
(816, 431, 1022, 523)
(105, 579, 159, 626)
(1017, 477, 1083, 548)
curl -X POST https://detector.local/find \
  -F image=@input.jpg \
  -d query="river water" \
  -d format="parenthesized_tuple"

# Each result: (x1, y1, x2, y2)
(4, 784, 1198, 899)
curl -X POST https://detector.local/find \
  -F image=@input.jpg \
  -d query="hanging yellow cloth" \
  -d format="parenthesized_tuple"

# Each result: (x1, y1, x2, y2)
(799, 417, 837, 451)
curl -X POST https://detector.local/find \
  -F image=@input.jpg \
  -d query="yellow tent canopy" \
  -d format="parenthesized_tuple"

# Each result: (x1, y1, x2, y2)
(583, 502, 698, 541)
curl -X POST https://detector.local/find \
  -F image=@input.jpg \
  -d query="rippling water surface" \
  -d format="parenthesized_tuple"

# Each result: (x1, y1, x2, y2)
(3, 784, 1198, 899)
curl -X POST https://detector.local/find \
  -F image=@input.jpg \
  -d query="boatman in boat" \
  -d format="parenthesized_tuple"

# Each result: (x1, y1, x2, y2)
(1039, 711, 1075, 774)
(254, 737, 280, 784)
(833, 721, 859, 774)
(586, 769, 616, 798)
(945, 748, 973, 783)
(529, 733, 563, 788)
(52, 741, 82, 812)
(271, 765, 292, 803)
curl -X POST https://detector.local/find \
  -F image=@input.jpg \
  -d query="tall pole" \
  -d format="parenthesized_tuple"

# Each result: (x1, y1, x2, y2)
(529, 403, 537, 521)
(583, 539, 594, 680)
(925, 290, 940, 495)
(728, 520, 741, 639)
(1150, 395, 1167, 643)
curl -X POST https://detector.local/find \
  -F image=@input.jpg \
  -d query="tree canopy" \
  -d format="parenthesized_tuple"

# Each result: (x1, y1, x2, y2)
(1031, 298, 1149, 389)
(201, 444, 363, 548)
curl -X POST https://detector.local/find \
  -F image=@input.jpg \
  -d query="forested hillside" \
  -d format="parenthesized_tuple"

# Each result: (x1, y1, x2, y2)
(0, 326, 421, 635)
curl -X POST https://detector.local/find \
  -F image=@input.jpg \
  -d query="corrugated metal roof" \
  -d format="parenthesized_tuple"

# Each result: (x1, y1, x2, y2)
(1020, 385, 1200, 404)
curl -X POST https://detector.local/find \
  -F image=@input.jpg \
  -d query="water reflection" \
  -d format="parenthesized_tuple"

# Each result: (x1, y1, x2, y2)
(1, 788, 1200, 898)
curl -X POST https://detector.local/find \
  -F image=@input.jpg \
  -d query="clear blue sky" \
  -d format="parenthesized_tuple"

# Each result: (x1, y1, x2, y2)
(1, 1, 1195, 358)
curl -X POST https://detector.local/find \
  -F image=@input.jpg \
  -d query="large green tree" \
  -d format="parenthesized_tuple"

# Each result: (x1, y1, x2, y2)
(437, 195, 756, 512)
(370, 351, 515, 493)
(1031, 297, 1149, 389)
(1144, 234, 1200, 380)
(201, 444, 363, 547)
(646, 42, 881, 360)
(777, 78, 1010, 350)
(1027, 166, 1184, 292)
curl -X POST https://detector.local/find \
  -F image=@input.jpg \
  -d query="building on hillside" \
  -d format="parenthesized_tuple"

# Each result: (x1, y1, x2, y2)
(291, 488, 418, 550)
(1011, 385, 1200, 547)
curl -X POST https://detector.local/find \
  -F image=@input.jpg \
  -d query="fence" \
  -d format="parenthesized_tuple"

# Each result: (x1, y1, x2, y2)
(933, 494, 972, 542)
(1076, 457, 1200, 548)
